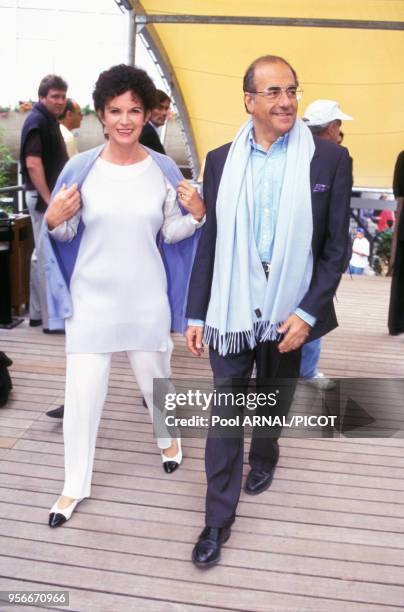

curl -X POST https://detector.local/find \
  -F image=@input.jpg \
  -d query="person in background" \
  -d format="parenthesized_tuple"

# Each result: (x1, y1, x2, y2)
(374, 194, 395, 234)
(20, 74, 68, 332)
(299, 99, 353, 388)
(46, 97, 83, 419)
(349, 227, 370, 274)
(139, 89, 171, 154)
(59, 98, 82, 158)
(388, 150, 404, 334)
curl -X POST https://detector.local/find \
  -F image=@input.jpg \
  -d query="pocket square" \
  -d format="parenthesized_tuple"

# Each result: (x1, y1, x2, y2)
(313, 183, 329, 193)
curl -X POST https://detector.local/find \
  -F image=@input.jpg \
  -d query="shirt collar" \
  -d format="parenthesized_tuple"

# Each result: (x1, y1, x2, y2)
(249, 128, 289, 154)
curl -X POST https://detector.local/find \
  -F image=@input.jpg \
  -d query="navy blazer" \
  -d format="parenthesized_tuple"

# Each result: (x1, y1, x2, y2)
(186, 136, 353, 342)
(139, 122, 166, 154)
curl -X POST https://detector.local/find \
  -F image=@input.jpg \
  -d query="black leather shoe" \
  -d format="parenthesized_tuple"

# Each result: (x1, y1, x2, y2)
(29, 318, 42, 327)
(192, 526, 231, 568)
(46, 405, 64, 419)
(43, 328, 65, 335)
(245, 467, 276, 495)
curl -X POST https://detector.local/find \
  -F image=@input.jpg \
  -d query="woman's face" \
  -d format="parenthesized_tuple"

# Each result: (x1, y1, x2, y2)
(100, 90, 150, 147)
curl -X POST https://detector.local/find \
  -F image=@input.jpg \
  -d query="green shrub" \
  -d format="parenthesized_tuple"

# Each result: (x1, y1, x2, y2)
(0, 129, 13, 189)
(375, 230, 393, 273)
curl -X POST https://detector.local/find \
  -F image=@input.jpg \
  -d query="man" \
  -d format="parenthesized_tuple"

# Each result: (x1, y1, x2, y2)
(300, 99, 353, 387)
(139, 89, 171, 153)
(20, 74, 68, 332)
(186, 55, 352, 567)
(59, 98, 82, 158)
(303, 98, 352, 144)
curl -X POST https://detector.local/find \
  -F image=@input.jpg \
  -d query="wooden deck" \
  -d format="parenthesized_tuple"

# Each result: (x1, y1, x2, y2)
(0, 274, 404, 611)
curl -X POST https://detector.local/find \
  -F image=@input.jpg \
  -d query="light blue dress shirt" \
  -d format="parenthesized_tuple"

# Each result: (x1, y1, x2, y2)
(250, 131, 288, 263)
(189, 129, 316, 329)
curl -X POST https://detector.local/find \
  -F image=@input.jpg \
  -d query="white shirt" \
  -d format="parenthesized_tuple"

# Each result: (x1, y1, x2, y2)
(60, 123, 78, 158)
(350, 236, 370, 268)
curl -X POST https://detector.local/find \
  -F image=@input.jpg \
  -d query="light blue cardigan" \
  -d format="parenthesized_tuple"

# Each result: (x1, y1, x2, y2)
(40, 145, 200, 333)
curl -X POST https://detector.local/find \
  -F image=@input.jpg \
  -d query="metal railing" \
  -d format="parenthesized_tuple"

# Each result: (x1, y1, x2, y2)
(0, 185, 25, 214)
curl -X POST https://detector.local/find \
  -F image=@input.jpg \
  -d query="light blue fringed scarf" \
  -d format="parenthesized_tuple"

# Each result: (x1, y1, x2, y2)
(204, 118, 315, 356)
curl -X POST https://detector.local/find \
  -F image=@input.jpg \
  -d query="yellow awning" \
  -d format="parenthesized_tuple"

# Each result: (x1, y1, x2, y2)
(138, 1, 404, 188)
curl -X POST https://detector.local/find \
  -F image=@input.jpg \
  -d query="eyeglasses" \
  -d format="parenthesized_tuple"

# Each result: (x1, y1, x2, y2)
(247, 86, 303, 101)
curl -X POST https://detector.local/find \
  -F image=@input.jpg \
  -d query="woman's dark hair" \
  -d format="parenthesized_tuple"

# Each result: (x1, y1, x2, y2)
(92, 64, 157, 113)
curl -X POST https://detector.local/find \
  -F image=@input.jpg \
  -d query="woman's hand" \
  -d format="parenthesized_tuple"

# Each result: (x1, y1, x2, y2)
(45, 183, 81, 230)
(177, 180, 205, 221)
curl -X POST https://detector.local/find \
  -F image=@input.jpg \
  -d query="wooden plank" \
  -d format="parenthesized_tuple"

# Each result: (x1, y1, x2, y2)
(1, 460, 404, 520)
(10, 439, 404, 503)
(0, 578, 218, 612)
(18, 431, 404, 492)
(0, 554, 401, 611)
(25, 421, 404, 477)
(0, 489, 402, 550)
(1, 503, 403, 568)
(3, 447, 403, 506)
(2, 472, 404, 536)
(1, 517, 403, 585)
(1, 276, 404, 611)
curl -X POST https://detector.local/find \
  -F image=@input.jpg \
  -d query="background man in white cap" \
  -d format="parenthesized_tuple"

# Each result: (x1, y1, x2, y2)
(303, 99, 353, 144)
(300, 99, 353, 387)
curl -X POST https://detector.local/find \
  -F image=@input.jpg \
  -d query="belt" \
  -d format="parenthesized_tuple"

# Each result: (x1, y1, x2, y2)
(261, 262, 271, 277)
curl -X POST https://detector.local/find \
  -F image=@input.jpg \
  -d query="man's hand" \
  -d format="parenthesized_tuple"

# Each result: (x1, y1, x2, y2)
(277, 314, 311, 353)
(177, 179, 205, 221)
(45, 183, 81, 230)
(185, 325, 204, 356)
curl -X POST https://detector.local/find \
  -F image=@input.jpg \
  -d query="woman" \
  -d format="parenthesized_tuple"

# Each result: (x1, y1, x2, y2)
(44, 64, 205, 527)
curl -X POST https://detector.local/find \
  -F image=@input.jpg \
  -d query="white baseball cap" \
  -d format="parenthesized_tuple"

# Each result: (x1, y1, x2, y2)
(303, 99, 353, 126)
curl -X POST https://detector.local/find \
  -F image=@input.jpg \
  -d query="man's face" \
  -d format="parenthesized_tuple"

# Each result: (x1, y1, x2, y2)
(40, 88, 67, 117)
(244, 61, 298, 141)
(327, 120, 342, 144)
(150, 99, 170, 127)
(70, 102, 83, 129)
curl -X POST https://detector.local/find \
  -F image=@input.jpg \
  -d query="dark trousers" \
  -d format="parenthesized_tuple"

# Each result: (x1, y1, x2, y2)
(205, 341, 301, 528)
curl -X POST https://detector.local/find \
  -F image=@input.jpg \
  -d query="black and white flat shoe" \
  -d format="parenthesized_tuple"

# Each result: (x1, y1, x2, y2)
(48, 498, 82, 528)
(161, 438, 182, 474)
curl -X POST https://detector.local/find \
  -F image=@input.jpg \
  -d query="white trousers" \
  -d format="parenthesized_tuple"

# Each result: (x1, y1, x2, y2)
(62, 340, 173, 499)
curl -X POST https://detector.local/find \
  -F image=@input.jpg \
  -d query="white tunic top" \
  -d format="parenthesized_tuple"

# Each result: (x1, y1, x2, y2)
(51, 155, 202, 353)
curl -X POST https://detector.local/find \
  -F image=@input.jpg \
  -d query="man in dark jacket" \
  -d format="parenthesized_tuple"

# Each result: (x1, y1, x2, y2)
(20, 74, 68, 332)
(139, 89, 171, 154)
(186, 55, 352, 568)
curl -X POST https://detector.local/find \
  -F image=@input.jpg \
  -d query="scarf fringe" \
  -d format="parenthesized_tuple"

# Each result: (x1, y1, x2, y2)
(204, 320, 285, 355)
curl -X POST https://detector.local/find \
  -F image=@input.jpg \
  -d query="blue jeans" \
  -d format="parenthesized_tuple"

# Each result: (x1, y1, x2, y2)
(300, 338, 322, 378)
(348, 265, 364, 275)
